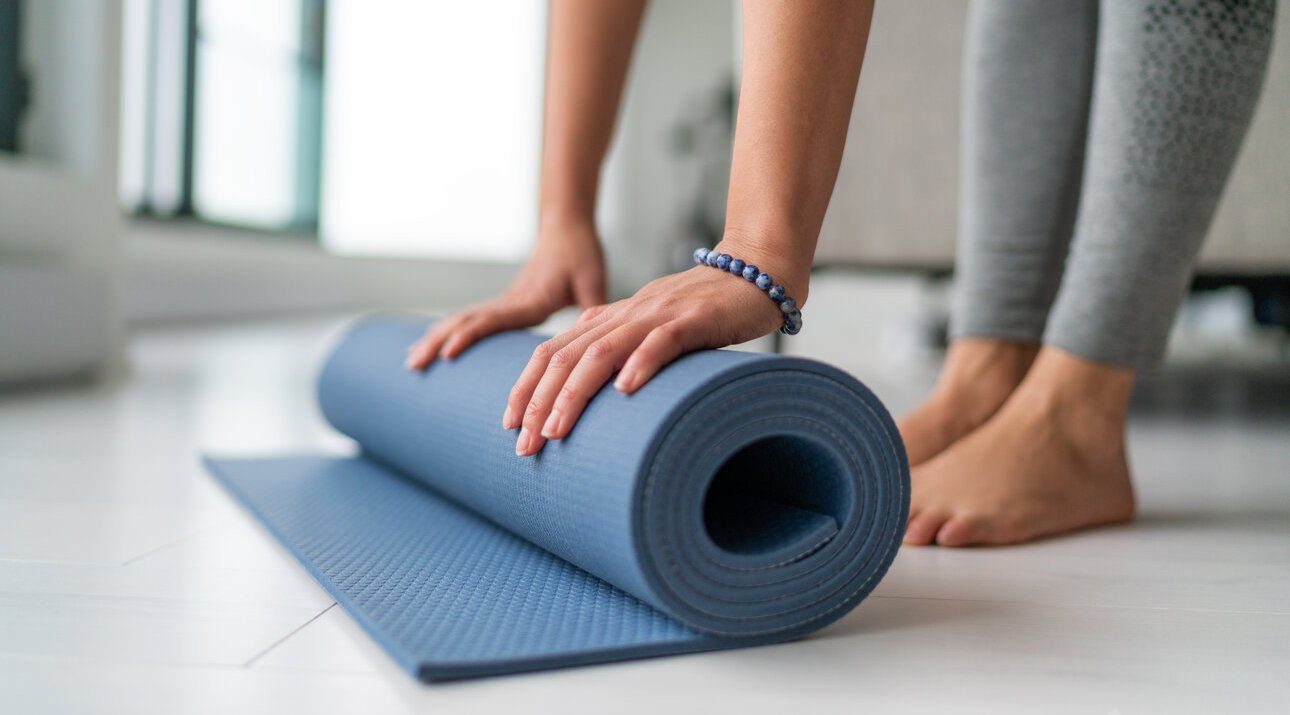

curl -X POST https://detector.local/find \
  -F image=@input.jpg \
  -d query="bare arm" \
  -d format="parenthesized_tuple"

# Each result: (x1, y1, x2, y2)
(539, 0, 648, 224)
(721, 0, 874, 300)
(407, 0, 647, 370)
(508, 0, 875, 455)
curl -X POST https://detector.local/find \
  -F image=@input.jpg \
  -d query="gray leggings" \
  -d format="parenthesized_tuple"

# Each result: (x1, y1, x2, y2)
(952, 0, 1276, 370)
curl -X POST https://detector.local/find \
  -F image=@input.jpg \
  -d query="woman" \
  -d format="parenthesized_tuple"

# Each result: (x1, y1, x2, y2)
(408, 0, 1275, 546)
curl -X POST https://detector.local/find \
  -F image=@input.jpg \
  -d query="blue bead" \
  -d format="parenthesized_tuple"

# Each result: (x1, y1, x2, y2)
(715, 253, 732, 271)
(728, 258, 745, 275)
(768, 284, 785, 302)
(755, 273, 772, 290)
(705, 251, 720, 267)
(693, 247, 709, 264)
(779, 297, 797, 313)
(781, 311, 803, 335)
(742, 264, 759, 281)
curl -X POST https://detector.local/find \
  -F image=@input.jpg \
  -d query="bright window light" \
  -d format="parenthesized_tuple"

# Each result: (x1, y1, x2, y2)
(320, 2, 546, 262)
(193, 0, 302, 227)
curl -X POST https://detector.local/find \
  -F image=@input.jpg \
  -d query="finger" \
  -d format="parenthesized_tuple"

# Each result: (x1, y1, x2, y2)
(502, 307, 615, 430)
(439, 313, 492, 360)
(542, 321, 653, 440)
(440, 303, 542, 360)
(406, 313, 471, 370)
(613, 320, 699, 394)
(405, 336, 429, 365)
(406, 334, 436, 371)
(515, 319, 620, 456)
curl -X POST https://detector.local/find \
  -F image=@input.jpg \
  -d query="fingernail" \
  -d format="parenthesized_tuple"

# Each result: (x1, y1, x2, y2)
(515, 427, 531, 456)
(614, 371, 635, 393)
(541, 410, 563, 439)
(502, 406, 518, 430)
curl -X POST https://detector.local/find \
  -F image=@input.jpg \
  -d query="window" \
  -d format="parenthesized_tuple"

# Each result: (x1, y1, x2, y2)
(120, 0, 325, 232)
(121, 1, 546, 261)
(319, 3, 546, 261)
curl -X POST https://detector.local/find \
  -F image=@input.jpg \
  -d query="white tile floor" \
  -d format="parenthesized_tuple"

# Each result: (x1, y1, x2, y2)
(3, 278, 1288, 714)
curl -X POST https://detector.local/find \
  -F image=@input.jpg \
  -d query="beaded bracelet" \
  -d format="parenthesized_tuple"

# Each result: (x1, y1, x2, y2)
(692, 247, 803, 335)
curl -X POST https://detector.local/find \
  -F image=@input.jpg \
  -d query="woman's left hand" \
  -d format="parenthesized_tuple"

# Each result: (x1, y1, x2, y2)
(505, 247, 807, 456)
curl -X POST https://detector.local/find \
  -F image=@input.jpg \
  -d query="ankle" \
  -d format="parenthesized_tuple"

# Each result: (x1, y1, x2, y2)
(1016, 347, 1134, 434)
(934, 339, 1039, 418)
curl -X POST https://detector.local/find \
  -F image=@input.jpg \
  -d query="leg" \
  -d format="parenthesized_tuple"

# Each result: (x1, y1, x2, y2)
(1046, 0, 1277, 368)
(900, 0, 1098, 465)
(907, 0, 1278, 546)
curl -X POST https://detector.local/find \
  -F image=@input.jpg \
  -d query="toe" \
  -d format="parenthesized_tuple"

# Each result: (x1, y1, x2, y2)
(978, 515, 1037, 546)
(905, 503, 922, 527)
(904, 511, 948, 546)
(935, 514, 985, 547)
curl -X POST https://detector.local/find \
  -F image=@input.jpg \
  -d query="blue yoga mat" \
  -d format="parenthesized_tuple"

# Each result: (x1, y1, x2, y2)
(206, 315, 908, 681)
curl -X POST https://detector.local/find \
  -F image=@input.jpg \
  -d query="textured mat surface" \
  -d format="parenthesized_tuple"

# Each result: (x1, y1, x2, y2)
(207, 315, 908, 681)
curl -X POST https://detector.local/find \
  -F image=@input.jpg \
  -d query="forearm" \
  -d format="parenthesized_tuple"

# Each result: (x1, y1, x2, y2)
(539, 0, 648, 225)
(720, 0, 874, 301)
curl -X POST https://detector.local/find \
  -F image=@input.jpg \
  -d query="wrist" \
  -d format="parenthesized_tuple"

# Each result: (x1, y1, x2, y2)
(693, 243, 806, 335)
(538, 205, 594, 231)
(536, 210, 600, 252)
(538, 175, 598, 231)
(713, 235, 811, 305)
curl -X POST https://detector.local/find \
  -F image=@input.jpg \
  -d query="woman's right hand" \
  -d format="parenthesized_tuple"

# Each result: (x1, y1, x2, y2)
(405, 217, 607, 371)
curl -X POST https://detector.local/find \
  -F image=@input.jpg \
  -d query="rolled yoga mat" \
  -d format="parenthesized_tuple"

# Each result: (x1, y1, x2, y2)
(206, 314, 909, 681)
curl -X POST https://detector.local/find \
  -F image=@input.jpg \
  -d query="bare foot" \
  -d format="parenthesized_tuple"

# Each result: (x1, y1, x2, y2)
(898, 338, 1039, 466)
(904, 347, 1136, 547)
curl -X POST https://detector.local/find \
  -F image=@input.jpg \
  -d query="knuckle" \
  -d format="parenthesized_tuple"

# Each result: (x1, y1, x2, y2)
(549, 348, 576, 368)
(651, 322, 682, 342)
(556, 384, 581, 405)
(583, 339, 614, 361)
(531, 340, 557, 361)
(523, 397, 547, 419)
(453, 327, 476, 342)
(422, 325, 447, 342)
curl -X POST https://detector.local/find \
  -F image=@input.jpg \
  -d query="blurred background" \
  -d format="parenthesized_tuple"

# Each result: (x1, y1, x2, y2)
(1, 4, 1287, 706)
(0, 0, 1287, 386)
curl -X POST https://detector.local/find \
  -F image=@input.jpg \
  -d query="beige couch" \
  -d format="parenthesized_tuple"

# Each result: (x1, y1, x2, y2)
(817, 0, 1289, 274)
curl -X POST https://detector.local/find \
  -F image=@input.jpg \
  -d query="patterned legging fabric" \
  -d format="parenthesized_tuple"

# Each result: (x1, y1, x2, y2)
(953, 0, 1276, 369)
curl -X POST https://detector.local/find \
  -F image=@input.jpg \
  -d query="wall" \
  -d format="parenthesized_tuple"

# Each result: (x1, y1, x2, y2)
(816, 0, 1290, 273)
(127, 222, 515, 322)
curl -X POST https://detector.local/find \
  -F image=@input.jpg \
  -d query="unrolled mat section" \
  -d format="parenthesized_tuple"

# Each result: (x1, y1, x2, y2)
(206, 315, 908, 681)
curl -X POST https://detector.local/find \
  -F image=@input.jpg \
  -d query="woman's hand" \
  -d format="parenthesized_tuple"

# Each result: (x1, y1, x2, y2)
(406, 218, 606, 370)
(505, 243, 809, 456)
